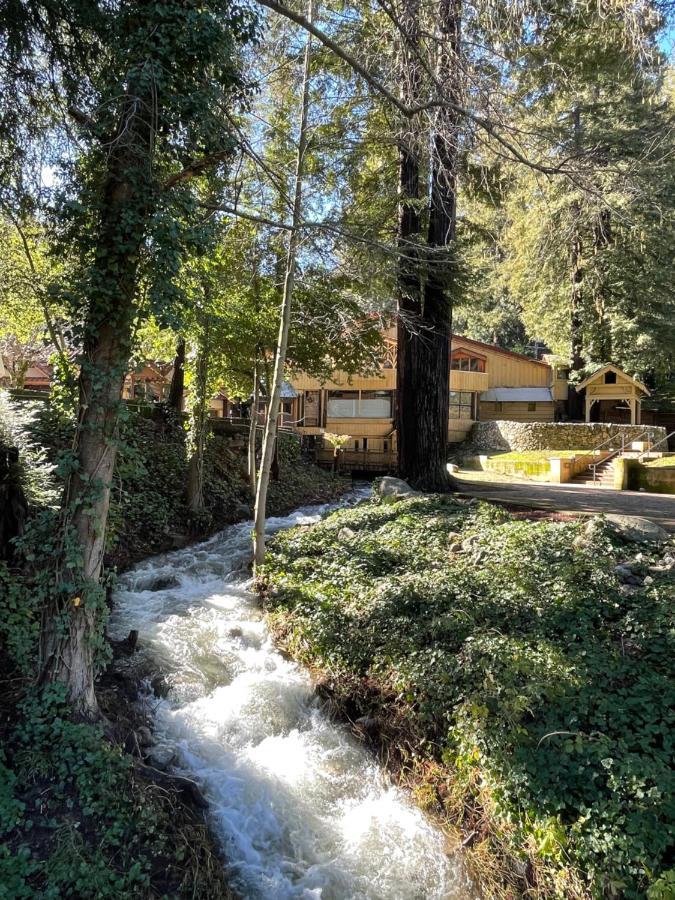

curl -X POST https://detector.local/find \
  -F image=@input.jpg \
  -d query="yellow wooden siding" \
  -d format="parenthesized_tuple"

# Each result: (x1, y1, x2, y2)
(552, 377, 569, 401)
(480, 401, 555, 423)
(585, 381, 639, 400)
(324, 417, 394, 438)
(291, 369, 395, 391)
(449, 370, 489, 392)
(482, 353, 550, 388)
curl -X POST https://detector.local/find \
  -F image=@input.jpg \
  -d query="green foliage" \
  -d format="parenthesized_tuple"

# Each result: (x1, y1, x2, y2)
(107, 414, 188, 559)
(0, 564, 38, 674)
(0, 392, 59, 508)
(263, 495, 674, 896)
(0, 686, 175, 898)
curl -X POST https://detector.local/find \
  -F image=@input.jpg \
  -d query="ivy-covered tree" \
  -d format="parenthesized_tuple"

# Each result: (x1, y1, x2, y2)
(3, 0, 255, 717)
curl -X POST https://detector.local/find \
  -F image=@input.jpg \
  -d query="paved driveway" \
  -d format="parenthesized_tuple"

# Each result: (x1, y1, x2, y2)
(454, 473, 675, 533)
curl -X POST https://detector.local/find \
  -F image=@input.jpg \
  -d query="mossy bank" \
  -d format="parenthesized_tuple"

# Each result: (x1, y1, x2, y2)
(260, 493, 675, 899)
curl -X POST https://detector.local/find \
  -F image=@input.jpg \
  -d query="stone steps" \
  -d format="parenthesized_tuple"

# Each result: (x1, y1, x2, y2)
(571, 458, 616, 487)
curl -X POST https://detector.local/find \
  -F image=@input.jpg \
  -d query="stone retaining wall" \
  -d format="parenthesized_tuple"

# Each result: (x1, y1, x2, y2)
(463, 421, 666, 453)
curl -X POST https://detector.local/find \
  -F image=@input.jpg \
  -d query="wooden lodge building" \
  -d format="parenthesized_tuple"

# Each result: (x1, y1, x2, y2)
(4, 329, 659, 467)
(283, 331, 652, 469)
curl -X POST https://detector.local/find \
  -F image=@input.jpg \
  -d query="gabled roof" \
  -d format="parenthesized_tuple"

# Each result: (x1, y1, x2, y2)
(575, 364, 650, 396)
(451, 335, 551, 368)
(280, 381, 299, 399)
(481, 387, 553, 403)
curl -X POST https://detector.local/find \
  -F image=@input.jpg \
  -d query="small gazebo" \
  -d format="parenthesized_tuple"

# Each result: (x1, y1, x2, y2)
(576, 364, 650, 425)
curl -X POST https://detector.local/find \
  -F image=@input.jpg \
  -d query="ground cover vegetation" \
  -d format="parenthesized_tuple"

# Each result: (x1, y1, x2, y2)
(261, 495, 675, 897)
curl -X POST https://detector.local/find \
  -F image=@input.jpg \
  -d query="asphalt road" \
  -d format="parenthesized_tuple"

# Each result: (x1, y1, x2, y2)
(454, 474, 675, 533)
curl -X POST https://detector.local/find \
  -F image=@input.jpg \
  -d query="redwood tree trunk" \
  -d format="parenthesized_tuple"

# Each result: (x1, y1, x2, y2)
(167, 337, 186, 412)
(397, 0, 461, 491)
(396, 0, 424, 485)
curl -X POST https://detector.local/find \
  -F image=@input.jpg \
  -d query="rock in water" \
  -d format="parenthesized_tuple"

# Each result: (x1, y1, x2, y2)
(604, 515, 669, 544)
(147, 744, 177, 771)
(146, 574, 180, 592)
(376, 477, 420, 501)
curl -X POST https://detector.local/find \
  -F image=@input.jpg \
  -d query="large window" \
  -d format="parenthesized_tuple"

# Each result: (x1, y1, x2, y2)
(327, 390, 392, 418)
(451, 351, 486, 372)
(449, 391, 476, 419)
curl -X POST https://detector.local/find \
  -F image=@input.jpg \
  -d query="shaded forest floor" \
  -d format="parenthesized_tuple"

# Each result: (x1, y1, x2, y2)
(260, 493, 675, 899)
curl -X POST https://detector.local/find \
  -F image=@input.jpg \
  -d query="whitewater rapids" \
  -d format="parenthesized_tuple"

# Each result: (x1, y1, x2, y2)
(109, 491, 471, 899)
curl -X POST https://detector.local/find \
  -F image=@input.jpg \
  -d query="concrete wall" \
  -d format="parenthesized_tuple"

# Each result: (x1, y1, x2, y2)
(465, 451, 611, 483)
(614, 458, 675, 494)
(465, 421, 666, 453)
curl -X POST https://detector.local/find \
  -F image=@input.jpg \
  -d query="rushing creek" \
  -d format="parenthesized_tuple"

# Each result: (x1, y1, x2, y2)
(110, 491, 471, 899)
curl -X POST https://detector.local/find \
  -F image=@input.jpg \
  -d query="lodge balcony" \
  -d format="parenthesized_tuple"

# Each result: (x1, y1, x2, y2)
(449, 370, 489, 392)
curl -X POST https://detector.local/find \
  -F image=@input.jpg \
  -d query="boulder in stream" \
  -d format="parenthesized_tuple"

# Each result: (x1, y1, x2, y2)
(377, 477, 420, 502)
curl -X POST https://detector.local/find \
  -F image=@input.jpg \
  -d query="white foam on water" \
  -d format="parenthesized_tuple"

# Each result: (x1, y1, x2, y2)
(110, 489, 472, 899)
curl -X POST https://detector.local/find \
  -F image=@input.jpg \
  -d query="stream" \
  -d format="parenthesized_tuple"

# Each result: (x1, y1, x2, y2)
(109, 491, 471, 899)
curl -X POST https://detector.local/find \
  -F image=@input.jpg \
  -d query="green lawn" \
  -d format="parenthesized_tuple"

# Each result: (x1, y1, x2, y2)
(487, 450, 588, 461)
(645, 455, 675, 468)
(262, 495, 674, 898)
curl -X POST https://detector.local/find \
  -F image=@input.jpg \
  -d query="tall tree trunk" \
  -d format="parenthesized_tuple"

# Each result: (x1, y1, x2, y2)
(38, 82, 154, 718)
(248, 362, 259, 499)
(593, 208, 612, 361)
(566, 106, 585, 421)
(570, 105, 584, 376)
(187, 318, 210, 518)
(396, 0, 423, 485)
(397, 0, 461, 491)
(271, 420, 280, 482)
(253, 0, 313, 568)
(167, 337, 186, 412)
(570, 200, 584, 374)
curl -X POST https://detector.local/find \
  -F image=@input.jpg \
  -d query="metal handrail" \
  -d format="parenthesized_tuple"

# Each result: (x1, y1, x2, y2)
(588, 428, 653, 482)
(588, 432, 626, 454)
(635, 429, 675, 462)
(589, 428, 643, 455)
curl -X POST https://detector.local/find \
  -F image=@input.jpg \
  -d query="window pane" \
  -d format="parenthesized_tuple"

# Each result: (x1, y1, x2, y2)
(359, 399, 391, 417)
(327, 396, 358, 417)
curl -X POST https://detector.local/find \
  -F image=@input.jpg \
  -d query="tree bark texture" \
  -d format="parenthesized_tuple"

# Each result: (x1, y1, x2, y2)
(248, 362, 259, 499)
(397, 0, 461, 491)
(39, 77, 155, 718)
(167, 337, 186, 412)
(187, 319, 210, 517)
(396, 0, 423, 487)
(253, 0, 313, 568)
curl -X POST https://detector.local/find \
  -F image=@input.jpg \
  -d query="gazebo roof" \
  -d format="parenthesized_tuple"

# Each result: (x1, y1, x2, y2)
(575, 364, 650, 396)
